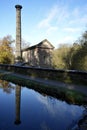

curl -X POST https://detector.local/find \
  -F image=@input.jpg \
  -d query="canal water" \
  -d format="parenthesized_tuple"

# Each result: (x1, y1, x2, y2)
(0, 80, 85, 130)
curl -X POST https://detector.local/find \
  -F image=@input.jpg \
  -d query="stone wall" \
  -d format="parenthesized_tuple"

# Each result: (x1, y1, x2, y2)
(22, 47, 53, 68)
(0, 64, 87, 84)
(22, 39, 54, 68)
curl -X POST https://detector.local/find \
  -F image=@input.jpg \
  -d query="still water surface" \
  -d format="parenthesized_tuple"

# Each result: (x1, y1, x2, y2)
(0, 80, 85, 130)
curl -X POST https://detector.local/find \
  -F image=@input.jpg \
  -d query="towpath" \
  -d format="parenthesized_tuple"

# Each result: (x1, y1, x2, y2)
(0, 70, 87, 96)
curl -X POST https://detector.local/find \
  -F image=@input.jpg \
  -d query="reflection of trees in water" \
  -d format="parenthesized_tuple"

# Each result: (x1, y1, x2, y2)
(0, 80, 15, 93)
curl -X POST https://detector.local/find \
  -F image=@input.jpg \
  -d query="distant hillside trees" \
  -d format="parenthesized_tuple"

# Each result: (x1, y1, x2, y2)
(0, 35, 14, 64)
(52, 30, 87, 71)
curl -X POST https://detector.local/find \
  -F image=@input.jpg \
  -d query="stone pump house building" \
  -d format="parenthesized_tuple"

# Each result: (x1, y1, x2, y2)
(15, 5, 54, 68)
(22, 39, 54, 68)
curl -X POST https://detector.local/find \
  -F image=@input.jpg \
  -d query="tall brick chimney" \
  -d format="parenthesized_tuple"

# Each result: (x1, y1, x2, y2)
(15, 5, 22, 61)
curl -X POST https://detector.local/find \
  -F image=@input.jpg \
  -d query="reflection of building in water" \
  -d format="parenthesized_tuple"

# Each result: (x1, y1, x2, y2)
(14, 85, 21, 125)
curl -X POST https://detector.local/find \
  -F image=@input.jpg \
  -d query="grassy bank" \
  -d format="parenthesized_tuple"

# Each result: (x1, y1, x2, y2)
(0, 70, 87, 105)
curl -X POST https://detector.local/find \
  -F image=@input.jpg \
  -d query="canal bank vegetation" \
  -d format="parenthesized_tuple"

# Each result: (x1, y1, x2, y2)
(0, 71, 87, 105)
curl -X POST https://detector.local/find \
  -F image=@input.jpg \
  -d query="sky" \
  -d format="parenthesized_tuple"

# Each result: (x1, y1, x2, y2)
(0, 0, 87, 48)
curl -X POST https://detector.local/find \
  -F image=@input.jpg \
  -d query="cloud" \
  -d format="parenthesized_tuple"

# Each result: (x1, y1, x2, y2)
(36, 2, 87, 47)
(71, 7, 80, 18)
(38, 19, 49, 28)
(68, 14, 87, 26)
(58, 36, 75, 44)
(63, 27, 81, 33)
(46, 26, 58, 35)
(38, 5, 58, 29)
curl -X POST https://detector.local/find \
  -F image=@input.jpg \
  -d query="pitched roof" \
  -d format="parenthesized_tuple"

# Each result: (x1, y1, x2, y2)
(22, 39, 54, 51)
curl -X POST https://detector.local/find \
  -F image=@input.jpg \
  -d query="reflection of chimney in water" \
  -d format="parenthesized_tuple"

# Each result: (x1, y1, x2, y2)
(15, 5, 22, 60)
(14, 85, 21, 125)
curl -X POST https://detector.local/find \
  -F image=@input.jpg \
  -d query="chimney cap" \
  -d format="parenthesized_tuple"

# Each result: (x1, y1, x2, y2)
(15, 5, 22, 9)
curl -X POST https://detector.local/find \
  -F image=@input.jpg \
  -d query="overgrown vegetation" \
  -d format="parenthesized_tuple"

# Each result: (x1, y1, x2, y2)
(52, 30, 87, 71)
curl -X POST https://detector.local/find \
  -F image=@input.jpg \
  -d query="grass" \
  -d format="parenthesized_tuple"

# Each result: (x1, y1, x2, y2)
(0, 70, 87, 105)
